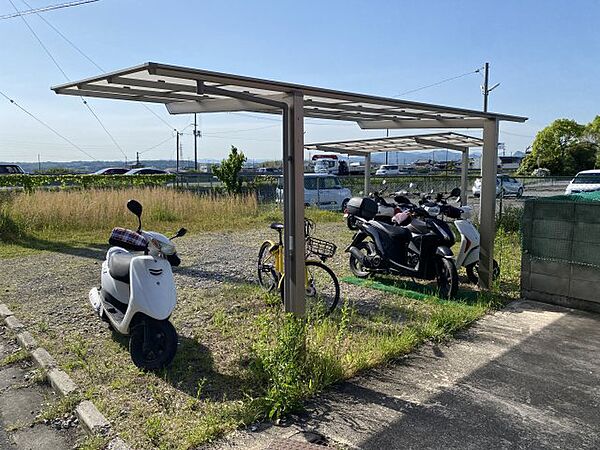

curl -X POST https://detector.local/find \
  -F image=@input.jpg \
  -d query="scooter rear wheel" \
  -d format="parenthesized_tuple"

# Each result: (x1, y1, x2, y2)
(129, 318, 178, 371)
(435, 257, 458, 299)
(349, 241, 377, 278)
(466, 260, 500, 284)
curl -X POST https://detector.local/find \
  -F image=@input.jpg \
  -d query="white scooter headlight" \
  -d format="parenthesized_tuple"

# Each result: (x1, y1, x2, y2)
(150, 238, 176, 256)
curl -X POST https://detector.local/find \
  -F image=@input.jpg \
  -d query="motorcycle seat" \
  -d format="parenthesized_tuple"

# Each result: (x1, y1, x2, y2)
(374, 221, 411, 241)
(108, 251, 133, 284)
(270, 222, 284, 231)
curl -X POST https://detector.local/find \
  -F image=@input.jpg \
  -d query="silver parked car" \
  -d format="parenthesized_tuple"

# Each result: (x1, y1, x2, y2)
(473, 175, 524, 198)
(276, 174, 352, 211)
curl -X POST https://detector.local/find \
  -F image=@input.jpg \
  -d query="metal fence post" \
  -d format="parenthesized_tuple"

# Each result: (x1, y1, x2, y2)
(282, 93, 306, 316)
(478, 119, 499, 289)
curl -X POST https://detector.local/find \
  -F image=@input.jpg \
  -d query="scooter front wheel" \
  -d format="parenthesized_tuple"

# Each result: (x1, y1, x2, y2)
(129, 318, 178, 371)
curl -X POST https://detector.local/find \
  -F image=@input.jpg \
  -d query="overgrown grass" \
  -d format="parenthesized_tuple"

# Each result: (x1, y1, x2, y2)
(0, 188, 339, 257)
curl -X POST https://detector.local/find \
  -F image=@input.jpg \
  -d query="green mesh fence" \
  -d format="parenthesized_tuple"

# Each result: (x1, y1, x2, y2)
(522, 191, 600, 268)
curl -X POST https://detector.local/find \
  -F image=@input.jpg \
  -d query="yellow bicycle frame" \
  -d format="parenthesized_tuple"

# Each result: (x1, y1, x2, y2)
(265, 240, 310, 291)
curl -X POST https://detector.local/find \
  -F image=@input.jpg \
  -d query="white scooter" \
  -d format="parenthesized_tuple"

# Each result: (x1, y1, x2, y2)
(89, 199, 187, 370)
(431, 189, 500, 284)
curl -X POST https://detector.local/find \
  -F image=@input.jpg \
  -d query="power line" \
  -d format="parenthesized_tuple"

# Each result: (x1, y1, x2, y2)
(394, 67, 483, 97)
(20, 0, 179, 133)
(9, 0, 127, 161)
(0, 0, 99, 20)
(0, 90, 97, 160)
(21, 0, 176, 132)
(139, 134, 174, 155)
(200, 124, 280, 135)
(500, 130, 536, 138)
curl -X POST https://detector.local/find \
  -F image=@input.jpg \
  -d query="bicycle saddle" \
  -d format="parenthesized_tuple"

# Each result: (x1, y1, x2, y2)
(270, 222, 284, 231)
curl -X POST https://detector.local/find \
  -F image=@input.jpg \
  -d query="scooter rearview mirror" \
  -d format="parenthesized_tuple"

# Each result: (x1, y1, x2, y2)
(176, 227, 187, 237)
(450, 187, 461, 198)
(127, 199, 143, 218)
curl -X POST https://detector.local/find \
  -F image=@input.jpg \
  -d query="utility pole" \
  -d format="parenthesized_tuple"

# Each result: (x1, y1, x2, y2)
(193, 113, 199, 171)
(482, 62, 500, 112)
(136, 152, 140, 166)
(385, 128, 389, 164)
(175, 130, 180, 173)
(37, 153, 41, 172)
(483, 62, 489, 112)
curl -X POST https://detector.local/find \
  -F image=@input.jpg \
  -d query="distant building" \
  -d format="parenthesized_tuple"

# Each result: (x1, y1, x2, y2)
(499, 155, 524, 171)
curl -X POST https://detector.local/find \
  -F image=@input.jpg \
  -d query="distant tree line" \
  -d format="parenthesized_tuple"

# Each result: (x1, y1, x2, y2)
(518, 116, 600, 176)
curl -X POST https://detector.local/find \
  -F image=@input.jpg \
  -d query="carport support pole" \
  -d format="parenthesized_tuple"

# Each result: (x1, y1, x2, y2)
(478, 119, 499, 289)
(461, 149, 469, 205)
(364, 153, 371, 195)
(282, 92, 306, 316)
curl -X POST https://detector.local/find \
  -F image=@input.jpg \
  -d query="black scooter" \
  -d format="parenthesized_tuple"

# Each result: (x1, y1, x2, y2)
(345, 197, 458, 298)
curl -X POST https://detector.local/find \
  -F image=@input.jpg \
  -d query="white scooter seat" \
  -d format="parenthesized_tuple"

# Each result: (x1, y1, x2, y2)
(108, 252, 134, 284)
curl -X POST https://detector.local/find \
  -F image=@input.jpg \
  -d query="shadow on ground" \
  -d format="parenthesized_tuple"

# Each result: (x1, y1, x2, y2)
(111, 331, 251, 402)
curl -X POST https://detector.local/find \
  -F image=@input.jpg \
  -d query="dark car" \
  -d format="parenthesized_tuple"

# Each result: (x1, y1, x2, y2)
(92, 167, 129, 175)
(124, 167, 168, 175)
(0, 164, 25, 174)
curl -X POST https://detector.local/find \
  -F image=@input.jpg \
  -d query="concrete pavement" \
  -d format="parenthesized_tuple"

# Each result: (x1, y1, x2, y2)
(214, 300, 600, 449)
(0, 325, 84, 450)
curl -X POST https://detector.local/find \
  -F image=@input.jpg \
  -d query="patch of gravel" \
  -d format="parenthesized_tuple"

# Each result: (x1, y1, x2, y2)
(0, 222, 385, 333)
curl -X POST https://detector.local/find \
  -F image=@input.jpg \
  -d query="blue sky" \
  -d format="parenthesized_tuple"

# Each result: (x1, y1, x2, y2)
(1, 0, 599, 163)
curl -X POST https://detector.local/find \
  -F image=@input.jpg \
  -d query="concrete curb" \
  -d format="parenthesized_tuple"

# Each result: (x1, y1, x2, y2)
(32, 347, 57, 370)
(47, 368, 78, 396)
(75, 400, 111, 436)
(16, 331, 37, 350)
(0, 303, 132, 449)
(4, 315, 24, 331)
(0, 304, 13, 318)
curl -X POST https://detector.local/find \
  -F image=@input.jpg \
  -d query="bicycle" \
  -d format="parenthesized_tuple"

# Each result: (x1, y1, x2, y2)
(257, 219, 340, 315)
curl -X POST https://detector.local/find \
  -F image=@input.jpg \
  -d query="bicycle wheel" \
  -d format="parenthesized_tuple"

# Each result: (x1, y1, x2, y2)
(257, 241, 279, 292)
(280, 261, 340, 316)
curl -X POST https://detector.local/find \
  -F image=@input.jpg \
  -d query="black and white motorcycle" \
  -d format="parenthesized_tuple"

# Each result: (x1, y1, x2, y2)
(89, 200, 186, 370)
(345, 196, 458, 298)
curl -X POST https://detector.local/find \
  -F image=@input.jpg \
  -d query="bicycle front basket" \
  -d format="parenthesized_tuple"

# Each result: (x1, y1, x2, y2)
(306, 236, 337, 259)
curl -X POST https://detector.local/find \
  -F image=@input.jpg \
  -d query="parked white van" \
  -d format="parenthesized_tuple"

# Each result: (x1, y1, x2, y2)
(565, 170, 600, 195)
(375, 164, 400, 176)
(276, 174, 352, 211)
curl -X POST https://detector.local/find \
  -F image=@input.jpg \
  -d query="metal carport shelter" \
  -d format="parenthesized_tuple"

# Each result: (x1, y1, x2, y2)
(305, 132, 483, 205)
(51, 62, 527, 314)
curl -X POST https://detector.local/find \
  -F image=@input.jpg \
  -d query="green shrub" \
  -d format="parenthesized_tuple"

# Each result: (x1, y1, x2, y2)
(250, 313, 308, 420)
(497, 205, 523, 233)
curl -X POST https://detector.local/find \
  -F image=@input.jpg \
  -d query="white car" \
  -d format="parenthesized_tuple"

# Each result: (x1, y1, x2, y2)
(473, 175, 524, 198)
(276, 174, 352, 211)
(565, 170, 600, 195)
(375, 164, 400, 176)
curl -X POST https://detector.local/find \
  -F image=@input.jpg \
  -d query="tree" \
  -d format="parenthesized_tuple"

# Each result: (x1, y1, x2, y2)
(518, 119, 585, 175)
(583, 116, 600, 167)
(213, 145, 247, 194)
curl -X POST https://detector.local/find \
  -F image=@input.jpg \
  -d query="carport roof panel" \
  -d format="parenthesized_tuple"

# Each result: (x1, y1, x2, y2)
(305, 132, 483, 155)
(51, 62, 527, 124)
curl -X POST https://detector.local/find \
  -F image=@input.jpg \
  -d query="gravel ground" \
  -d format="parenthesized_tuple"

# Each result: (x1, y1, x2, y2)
(0, 222, 387, 341)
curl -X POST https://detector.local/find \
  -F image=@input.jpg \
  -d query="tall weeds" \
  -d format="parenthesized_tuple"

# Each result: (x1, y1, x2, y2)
(3, 188, 260, 234)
